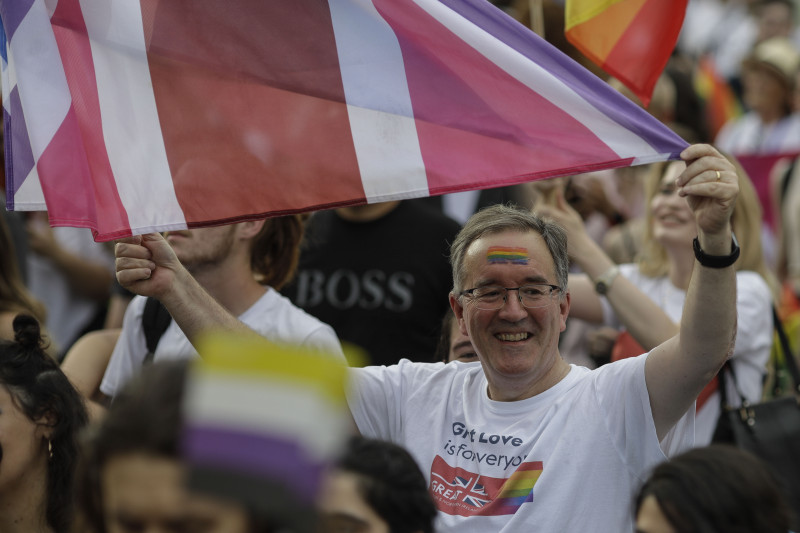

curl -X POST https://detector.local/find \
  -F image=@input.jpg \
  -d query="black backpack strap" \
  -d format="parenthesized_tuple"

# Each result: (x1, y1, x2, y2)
(142, 297, 172, 365)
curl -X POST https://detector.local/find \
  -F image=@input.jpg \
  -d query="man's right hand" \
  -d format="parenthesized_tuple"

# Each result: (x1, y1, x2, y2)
(114, 233, 182, 299)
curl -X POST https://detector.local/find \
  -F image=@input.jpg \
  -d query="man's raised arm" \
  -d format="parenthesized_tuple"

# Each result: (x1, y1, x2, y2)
(645, 144, 739, 440)
(114, 233, 256, 343)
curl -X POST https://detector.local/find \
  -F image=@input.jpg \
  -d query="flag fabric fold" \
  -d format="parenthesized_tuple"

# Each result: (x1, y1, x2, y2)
(2, 0, 688, 241)
(565, 0, 688, 107)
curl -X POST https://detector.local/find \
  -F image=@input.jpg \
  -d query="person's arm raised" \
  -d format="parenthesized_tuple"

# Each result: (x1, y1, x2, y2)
(114, 233, 256, 344)
(537, 188, 679, 347)
(645, 144, 738, 440)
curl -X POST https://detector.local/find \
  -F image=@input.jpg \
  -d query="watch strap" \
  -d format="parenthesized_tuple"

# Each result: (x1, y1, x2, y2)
(692, 234, 740, 268)
(594, 265, 620, 295)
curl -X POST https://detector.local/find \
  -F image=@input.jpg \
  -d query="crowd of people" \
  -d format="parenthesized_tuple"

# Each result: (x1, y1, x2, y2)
(1, 0, 800, 531)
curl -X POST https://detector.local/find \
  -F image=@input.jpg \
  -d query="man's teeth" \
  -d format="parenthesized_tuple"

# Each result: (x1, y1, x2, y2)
(497, 333, 529, 341)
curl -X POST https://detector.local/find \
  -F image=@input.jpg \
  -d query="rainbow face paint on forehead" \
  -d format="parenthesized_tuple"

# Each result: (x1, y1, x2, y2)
(487, 246, 529, 265)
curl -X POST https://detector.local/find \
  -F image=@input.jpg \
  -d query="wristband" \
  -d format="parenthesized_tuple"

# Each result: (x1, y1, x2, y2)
(692, 233, 740, 268)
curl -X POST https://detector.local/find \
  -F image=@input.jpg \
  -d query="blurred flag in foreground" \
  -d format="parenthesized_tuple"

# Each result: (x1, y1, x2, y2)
(565, 0, 688, 107)
(1, 0, 687, 241)
(182, 332, 351, 532)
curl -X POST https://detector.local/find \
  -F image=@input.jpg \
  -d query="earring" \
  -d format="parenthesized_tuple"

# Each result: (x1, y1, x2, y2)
(48, 440, 53, 460)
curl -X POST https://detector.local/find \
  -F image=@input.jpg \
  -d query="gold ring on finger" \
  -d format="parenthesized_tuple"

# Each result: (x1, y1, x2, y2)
(715, 170, 721, 182)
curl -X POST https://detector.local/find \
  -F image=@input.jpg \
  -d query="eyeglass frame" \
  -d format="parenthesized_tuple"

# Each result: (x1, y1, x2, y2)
(459, 283, 563, 310)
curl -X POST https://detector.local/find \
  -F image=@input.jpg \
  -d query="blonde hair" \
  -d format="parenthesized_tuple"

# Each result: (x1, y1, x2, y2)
(637, 157, 779, 299)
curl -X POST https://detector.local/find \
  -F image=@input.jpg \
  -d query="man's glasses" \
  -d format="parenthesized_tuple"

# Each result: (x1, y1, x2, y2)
(460, 284, 561, 310)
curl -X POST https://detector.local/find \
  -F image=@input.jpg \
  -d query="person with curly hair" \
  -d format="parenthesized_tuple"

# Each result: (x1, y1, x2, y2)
(0, 314, 88, 533)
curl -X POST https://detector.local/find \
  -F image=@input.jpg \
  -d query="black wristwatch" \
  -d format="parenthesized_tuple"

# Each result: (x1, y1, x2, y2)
(692, 233, 740, 268)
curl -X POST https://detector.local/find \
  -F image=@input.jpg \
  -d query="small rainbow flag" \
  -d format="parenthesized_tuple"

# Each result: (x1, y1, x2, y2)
(182, 332, 351, 533)
(491, 461, 543, 515)
(694, 56, 741, 139)
(565, 0, 688, 107)
(487, 246, 529, 265)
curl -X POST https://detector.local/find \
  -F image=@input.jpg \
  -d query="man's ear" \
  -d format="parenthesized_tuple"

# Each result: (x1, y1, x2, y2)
(558, 290, 571, 333)
(236, 219, 267, 240)
(449, 292, 469, 337)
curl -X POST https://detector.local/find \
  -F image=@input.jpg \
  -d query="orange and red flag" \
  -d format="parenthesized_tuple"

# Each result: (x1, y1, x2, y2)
(566, 0, 688, 107)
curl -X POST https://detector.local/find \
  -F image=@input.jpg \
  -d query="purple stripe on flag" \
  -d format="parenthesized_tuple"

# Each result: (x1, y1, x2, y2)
(438, 0, 687, 155)
(7, 86, 35, 197)
(183, 425, 323, 502)
(0, 0, 35, 40)
(3, 107, 12, 209)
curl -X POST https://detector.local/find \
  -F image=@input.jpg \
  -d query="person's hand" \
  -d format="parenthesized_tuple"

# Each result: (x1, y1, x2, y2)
(114, 233, 183, 299)
(676, 144, 738, 238)
(527, 176, 567, 208)
(535, 188, 592, 259)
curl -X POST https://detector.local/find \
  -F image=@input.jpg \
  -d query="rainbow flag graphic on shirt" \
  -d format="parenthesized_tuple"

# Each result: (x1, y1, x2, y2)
(430, 455, 544, 516)
(565, 0, 688, 107)
(487, 247, 530, 265)
(490, 461, 543, 515)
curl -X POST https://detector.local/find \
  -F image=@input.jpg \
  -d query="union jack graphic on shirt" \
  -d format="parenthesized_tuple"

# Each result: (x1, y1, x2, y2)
(429, 455, 543, 516)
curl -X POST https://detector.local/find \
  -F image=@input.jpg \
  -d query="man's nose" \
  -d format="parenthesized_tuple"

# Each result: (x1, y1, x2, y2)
(498, 289, 527, 320)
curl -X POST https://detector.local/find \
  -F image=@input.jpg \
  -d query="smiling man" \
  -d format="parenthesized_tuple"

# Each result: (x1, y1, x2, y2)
(113, 144, 741, 532)
(345, 145, 741, 532)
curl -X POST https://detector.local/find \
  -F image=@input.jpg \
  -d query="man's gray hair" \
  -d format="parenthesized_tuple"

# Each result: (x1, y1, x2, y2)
(450, 204, 569, 296)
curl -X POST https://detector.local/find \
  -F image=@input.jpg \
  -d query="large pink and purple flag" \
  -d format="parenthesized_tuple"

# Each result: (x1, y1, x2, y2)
(1, 0, 688, 241)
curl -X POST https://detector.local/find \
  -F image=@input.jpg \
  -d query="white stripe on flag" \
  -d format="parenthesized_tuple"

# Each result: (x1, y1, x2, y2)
(412, 0, 660, 160)
(14, 165, 45, 207)
(80, 0, 186, 232)
(1, 49, 12, 109)
(328, 0, 429, 202)
(184, 374, 351, 460)
(12, 0, 71, 160)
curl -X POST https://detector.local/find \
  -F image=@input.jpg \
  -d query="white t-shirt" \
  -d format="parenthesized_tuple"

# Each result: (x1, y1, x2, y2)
(101, 288, 344, 397)
(348, 356, 693, 533)
(601, 265, 772, 445)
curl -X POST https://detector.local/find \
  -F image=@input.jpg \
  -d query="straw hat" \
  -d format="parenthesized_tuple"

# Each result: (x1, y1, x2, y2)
(742, 37, 800, 87)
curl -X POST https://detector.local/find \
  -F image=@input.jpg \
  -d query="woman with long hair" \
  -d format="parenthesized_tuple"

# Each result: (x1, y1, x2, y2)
(0, 314, 88, 532)
(537, 146, 775, 445)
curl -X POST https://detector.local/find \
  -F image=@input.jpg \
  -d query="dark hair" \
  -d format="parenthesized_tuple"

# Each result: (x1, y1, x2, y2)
(0, 314, 88, 532)
(250, 214, 306, 290)
(337, 436, 437, 533)
(450, 204, 569, 295)
(635, 445, 792, 533)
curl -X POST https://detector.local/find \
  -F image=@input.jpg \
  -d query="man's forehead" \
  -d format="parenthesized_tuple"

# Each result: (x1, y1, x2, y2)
(467, 230, 546, 257)
(464, 230, 554, 275)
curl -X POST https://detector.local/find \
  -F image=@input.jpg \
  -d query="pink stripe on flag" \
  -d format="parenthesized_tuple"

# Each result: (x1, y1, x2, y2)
(374, 0, 627, 194)
(48, 0, 131, 236)
(141, 0, 366, 225)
